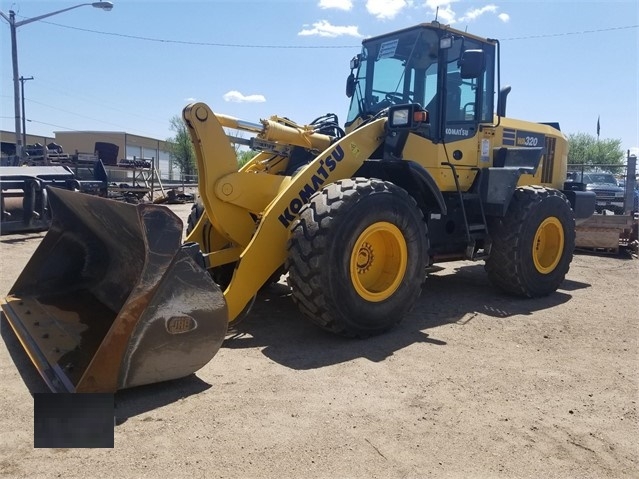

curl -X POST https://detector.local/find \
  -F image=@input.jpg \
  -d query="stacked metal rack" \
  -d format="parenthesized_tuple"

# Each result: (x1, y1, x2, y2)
(0, 161, 108, 234)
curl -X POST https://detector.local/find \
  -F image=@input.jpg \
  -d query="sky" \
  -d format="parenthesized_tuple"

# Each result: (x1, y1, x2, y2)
(1, 0, 637, 157)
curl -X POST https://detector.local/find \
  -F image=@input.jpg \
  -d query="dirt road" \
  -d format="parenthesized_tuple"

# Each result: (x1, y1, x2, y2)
(0, 203, 637, 478)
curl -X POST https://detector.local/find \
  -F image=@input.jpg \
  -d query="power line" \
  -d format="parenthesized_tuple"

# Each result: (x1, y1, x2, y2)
(26, 97, 145, 131)
(501, 24, 637, 41)
(23, 97, 162, 138)
(39, 20, 358, 48)
(25, 119, 165, 145)
(35, 20, 638, 47)
(27, 119, 76, 131)
(34, 78, 168, 126)
(2, 93, 164, 138)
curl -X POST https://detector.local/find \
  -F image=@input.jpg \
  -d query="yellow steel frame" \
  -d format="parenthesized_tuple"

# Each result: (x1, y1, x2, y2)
(183, 103, 385, 321)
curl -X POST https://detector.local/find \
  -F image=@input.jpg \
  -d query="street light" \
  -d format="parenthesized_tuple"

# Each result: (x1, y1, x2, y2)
(0, 2, 114, 160)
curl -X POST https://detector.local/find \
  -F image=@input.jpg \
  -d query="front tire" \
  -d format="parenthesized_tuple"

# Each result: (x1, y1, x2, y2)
(185, 198, 204, 237)
(485, 186, 575, 297)
(286, 178, 427, 337)
(185, 197, 253, 327)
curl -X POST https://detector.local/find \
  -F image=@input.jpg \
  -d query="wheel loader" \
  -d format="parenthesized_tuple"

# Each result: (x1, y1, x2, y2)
(1, 21, 595, 393)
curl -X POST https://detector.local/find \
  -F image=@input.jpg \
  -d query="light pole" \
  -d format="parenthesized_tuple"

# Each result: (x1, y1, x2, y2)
(0, 2, 113, 160)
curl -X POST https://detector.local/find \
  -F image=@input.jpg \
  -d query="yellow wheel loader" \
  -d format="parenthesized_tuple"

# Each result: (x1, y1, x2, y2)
(1, 21, 595, 393)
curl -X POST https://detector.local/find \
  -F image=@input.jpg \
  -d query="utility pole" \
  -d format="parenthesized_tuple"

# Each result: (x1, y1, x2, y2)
(6, 10, 22, 160)
(1, 3, 114, 161)
(19, 76, 34, 150)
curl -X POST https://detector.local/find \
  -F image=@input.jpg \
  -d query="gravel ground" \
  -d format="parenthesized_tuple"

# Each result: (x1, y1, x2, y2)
(0, 202, 637, 479)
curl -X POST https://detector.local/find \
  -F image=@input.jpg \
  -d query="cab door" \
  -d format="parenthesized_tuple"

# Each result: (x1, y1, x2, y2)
(441, 37, 495, 167)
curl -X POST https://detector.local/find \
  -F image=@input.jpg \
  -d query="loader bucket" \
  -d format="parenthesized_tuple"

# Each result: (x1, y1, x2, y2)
(1, 187, 228, 393)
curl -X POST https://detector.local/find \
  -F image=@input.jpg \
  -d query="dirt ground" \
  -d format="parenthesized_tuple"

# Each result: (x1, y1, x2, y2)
(0, 202, 637, 479)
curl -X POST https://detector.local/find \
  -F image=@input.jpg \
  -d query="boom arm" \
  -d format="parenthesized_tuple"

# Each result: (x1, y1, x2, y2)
(183, 102, 386, 320)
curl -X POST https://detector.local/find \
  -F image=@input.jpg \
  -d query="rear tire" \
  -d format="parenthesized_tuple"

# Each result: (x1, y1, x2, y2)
(186, 197, 235, 283)
(185, 197, 256, 328)
(186, 198, 204, 237)
(286, 178, 427, 337)
(485, 186, 575, 297)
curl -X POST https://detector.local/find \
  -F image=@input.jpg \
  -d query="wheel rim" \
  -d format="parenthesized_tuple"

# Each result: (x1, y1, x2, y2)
(532, 216, 564, 274)
(350, 222, 408, 302)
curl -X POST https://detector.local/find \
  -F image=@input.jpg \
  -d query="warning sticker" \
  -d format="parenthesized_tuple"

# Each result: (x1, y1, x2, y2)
(480, 139, 490, 162)
(377, 39, 399, 60)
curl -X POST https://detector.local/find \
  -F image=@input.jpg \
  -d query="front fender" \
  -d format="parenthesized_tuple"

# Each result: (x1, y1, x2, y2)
(224, 119, 387, 320)
(354, 159, 447, 215)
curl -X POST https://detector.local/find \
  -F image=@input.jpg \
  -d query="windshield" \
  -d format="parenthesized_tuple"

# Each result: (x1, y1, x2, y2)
(569, 172, 619, 185)
(346, 28, 440, 125)
(587, 173, 617, 184)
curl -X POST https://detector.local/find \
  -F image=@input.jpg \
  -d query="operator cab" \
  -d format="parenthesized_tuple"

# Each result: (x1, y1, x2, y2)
(345, 22, 497, 144)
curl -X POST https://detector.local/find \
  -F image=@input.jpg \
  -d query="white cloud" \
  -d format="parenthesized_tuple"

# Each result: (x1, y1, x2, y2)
(184, 97, 197, 103)
(298, 20, 363, 38)
(425, 1, 509, 25)
(366, 0, 408, 20)
(460, 4, 497, 23)
(434, 5, 456, 23)
(425, 0, 456, 6)
(319, 0, 353, 10)
(425, 0, 459, 11)
(425, 0, 458, 23)
(222, 91, 266, 103)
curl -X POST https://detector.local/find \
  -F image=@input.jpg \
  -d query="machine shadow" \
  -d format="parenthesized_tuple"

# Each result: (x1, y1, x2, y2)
(114, 375, 212, 425)
(574, 248, 636, 260)
(1, 262, 583, 422)
(559, 278, 591, 292)
(224, 263, 576, 370)
(1, 314, 50, 394)
(0, 232, 47, 245)
(2, 313, 212, 424)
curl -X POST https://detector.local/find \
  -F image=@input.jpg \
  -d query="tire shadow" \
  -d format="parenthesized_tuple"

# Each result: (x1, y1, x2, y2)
(574, 248, 636, 260)
(224, 262, 577, 370)
(559, 278, 591, 292)
(0, 232, 47, 245)
(1, 262, 585, 422)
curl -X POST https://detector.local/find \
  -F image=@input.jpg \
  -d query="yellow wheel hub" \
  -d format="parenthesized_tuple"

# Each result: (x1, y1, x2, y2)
(532, 216, 564, 274)
(350, 222, 408, 302)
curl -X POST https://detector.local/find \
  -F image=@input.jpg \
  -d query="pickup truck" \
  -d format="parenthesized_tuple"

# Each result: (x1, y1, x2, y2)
(567, 171, 625, 214)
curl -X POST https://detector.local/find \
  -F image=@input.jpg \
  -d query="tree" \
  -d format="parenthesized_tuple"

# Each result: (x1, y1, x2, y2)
(167, 115, 196, 180)
(567, 132, 624, 169)
(237, 149, 257, 168)
(167, 115, 257, 180)
(224, 128, 257, 168)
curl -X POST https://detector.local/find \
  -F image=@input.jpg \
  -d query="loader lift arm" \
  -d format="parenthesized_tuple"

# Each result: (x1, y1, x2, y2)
(183, 103, 387, 321)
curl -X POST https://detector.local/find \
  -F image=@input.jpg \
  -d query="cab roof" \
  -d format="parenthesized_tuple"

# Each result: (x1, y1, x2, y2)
(362, 21, 497, 47)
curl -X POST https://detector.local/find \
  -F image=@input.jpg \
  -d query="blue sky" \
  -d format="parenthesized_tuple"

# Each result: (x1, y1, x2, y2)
(1, 0, 637, 156)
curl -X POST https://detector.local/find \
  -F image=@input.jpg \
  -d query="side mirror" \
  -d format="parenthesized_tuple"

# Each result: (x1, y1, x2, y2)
(350, 54, 361, 71)
(459, 49, 485, 79)
(346, 72, 356, 98)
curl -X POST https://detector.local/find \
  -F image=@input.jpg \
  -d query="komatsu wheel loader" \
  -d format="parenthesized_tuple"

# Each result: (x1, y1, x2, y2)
(1, 22, 595, 393)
